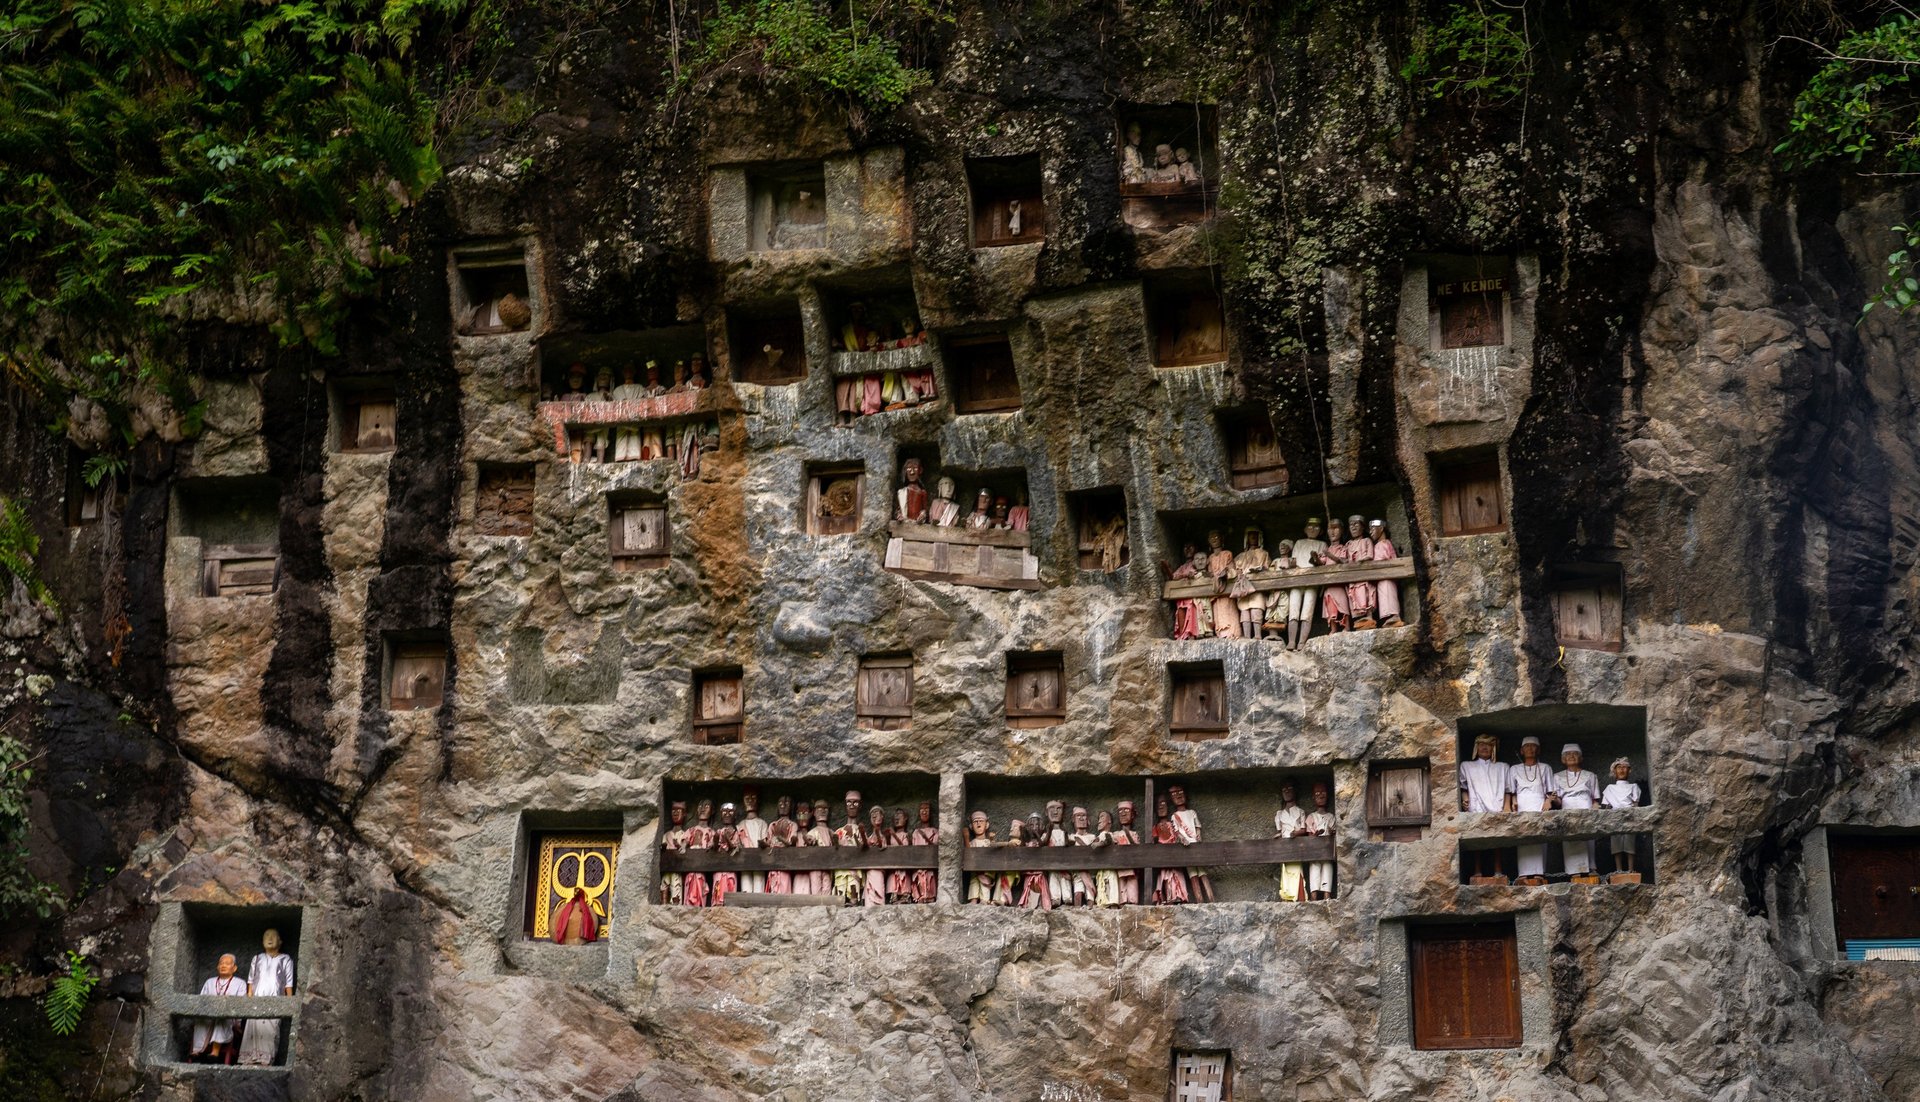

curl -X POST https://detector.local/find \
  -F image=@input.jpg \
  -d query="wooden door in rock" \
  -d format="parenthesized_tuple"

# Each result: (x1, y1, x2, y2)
(1170, 1050, 1230, 1102)
(1367, 763, 1432, 840)
(1830, 834, 1920, 951)
(1410, 921, 1521, 1049)
(856, 655, 913, 730)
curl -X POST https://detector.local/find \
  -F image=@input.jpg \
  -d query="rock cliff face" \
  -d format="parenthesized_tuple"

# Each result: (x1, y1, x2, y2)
(4, 3, 1919, 1101)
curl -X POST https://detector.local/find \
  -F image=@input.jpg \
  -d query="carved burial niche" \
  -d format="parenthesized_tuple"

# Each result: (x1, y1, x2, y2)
(1004, 651, 1065, 729)
(1432, 448, 1506, 536)
(173, 901, 304, 997)
(1409, 918, 1523, 1050)
(1218, 409, 1288, 491)
(65, 446, 125, 526)
(1117, 103, 1219, 232)
(805, 463, 865, 536)
(1458, 703, 1653, 807)
(1168, 662, 1228, 740)
(175, 476, 280, 598)
(1170, 1050, 1232, 1102)
(1367, 760, 1432, 841)
(748, 162, 827, 252)
(385, 634, 448, 711)
(967, 155, 1045, 247)
(474, 463, 535, 537)
(520, 818, 620, 941)
(1549, 561, 1624, 651)
(608, 492, 668, 571)
(333, 379, 396, 453)
(946, 331, 1022, 414)
(540, 325, 710, 399)
(1145, 273, 1228, 368)
(1459, 832, 1655, 886)
(725, 299, 807, 385)
(1072, 487, 1130, 572)
(691, 667, 744, 745)
(1828, 832, 1920, 957)
(452, 242, 533, 335)
(1427, 256, 1511, 350)
(856, 653, 913, 730)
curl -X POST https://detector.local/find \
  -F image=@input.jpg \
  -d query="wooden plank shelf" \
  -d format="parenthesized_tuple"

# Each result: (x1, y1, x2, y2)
(886, 521, 1031, 548)
(1162, 556, 1415, 601)
(886, 522, 1040, 590)
(960, 835, 1333, 872)
(660, 845, 938, 873)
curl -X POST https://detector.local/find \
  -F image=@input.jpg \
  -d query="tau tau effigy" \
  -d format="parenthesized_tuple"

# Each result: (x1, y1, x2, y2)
(15, 6, 1917, 1101)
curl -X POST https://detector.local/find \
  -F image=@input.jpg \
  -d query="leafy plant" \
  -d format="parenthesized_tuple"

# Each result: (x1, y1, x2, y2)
(0, 496, 53, 611)
(1776, 15, 1920, 316)
(1402, 0, 1531, 105)
(0, 731, 62, 919)
(678, 0, 952, 109)
(43, 951, 94, 1037)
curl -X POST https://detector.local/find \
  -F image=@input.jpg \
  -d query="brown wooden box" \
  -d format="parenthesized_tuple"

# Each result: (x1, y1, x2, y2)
(1410, 920, 1522, 1050)
(1169, 666, 1228, 739)
(200, 544, 278, 597)
(947, 334, 1022, 414)
(1148, 284, 1228, 368)
(340, 391, 396, 453)
(807, 468, 864, 536)
(475, 465, 535, 536)
(1367, 762, 1432, 830)
(1224, 413, 1287, 491)
(1436, 456, 1506, 536)
(1550, 568, 1623, 651)
(389, 642, 447, 711)
(610, 502, 669, 570)
(691, 670, 743, 745)
(1005, 653, 1065, 728)
(856, 655, 913, 730)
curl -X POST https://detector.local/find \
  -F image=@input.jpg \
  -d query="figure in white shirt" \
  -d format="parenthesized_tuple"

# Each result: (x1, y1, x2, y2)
(1552, 743, 1602, 876)
(1601, 757, 1643, 874)
(1459, 733, 1509, 878)
(1505, 735, 1554, 880)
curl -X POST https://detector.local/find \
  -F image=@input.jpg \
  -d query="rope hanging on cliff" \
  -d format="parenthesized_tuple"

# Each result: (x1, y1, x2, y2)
(1260, 58, 1332, 525)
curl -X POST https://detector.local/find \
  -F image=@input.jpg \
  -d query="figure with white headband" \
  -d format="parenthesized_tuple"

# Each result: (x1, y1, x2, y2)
(1459, 733, 1509, 878)
(1368, 519, 1405, 628)
(1602, 757, 1642, 874)
(1553, 744, 1601, 875)
(1506, 735, 1554, 881)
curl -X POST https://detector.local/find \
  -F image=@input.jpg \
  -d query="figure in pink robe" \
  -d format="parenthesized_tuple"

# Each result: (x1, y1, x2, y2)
(861, 807, 889, 906)
(806, 800, 836, 895)
(1369, 520, 1405, 627)
(885, 809, 914, 902)
(1018, 812, 1053, 910)
(910, 802, 940, 903)
(1165, 547, 1212, 639)
(1344, 514, 1378, 628)
(1316, 518, 1353, 630)
(682, 800, 715, 907)
(1152, 802, 1190, 904)
(766, 798, 800, 894)
(1204, 531, 1242, 639)
(552, 887, 600, 944)
(710, 804, 741, 906)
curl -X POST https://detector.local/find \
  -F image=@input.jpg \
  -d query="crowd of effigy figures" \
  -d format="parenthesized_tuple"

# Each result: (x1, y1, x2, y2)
(1164, 516, 1405, 648)
(184, 930, 294, 1065)
(547, 358, 721, 471)
(1458, 735, 1644, 880)
(660, 789, 939, 906)
(892, 456, 1029, 530)
(964, 781, 1337, 908)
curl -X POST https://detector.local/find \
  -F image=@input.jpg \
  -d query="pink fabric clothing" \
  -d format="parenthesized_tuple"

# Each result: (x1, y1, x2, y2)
(711, 871, 738, 905)
(766, 870, 792, 894)
(1345, 536, 1376, 616)
(861, 375, 884, 416)
(1020, 869, 1053, 910)
(1154, 866, 1190, 903)
(1320, 540, 1352, 621)
(1206, 550, 1241, 638)
(835, 377, 860, 415)
(682, 873, 709, 908)
(1373, 537, 1401, 618)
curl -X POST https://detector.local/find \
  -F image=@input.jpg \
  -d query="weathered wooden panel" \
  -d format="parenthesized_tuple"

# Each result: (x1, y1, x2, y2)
(1411, 922, 1521, 1050)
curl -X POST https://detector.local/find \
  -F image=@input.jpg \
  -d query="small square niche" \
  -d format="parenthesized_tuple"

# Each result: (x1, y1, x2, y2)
(968, 156, 1045, 247)
(1170, 1049, 1232, 1102)
(749, 163, 827, 252)
(452, 242, 533, 335)
(1072, 487, 1130, 572)
(474, 464, 535, 537)
(947, 332, 1022, 414)
(1366, 760, 1432, 841)
(1145, 275, 1228, 368)
(856, 653, 913, 730)
(726, 299, 808, 384)
(521, 827, 621, 941)
(609, 493, 669, 571)
(385, 635, 448, 711)
(691, 668, 744, 745)
(175, 477, 280, 598)
(1218, 410, 1287, 492)
(805, 464, 865, 536)
(173, 902, 305, 997)
(1427, 258, 1511, 350)
(333, 381, 396, 453)
(1432, 449, 1506, 536)
(65, 447, 124, 526)
(1549, 562, 1623, 651)
(1168, 662, 1228, 740)
(1004, 651, 1065, 728)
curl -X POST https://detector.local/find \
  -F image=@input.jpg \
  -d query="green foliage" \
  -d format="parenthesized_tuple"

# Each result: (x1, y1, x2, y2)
(1777, 15, 1920, 316)
(43, 952, 94, 1037)
(0, 0, 458, 443)
(0, 731, 62, 920)
(1402, 0, 1531, 105)
(681, 0, 952, 109)
(1777, 15, 1920, 171)
(0, 497, 54, 611)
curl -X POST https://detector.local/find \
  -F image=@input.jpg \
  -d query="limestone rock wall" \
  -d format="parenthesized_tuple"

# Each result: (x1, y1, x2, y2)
(3, 3, 1920, 1101)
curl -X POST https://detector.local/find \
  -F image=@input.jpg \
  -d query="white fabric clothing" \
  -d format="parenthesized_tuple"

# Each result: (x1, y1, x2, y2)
(737, 816, 769, 893)
(1517, 843, 1547, 878)
(1601, 780, 1641, 811)
(1304, 809, 1335, 895)
(238, 952, 293, 1066)
(1273, 805, 1308, 837)
(1562, 839, 1597, 876)
(1046, 826, 1073, 903)
(1460, 758, 1510, 813)
(1553, 769, 1600, 810)
(190, 975, 244, 1054)
(1507, 763, 1553, 812)
(1287, 538, 1327, 620)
